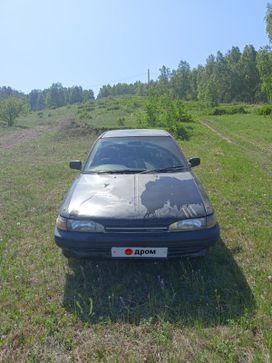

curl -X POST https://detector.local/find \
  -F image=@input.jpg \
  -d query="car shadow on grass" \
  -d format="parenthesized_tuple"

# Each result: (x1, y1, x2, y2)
(63, 238, 255, 326)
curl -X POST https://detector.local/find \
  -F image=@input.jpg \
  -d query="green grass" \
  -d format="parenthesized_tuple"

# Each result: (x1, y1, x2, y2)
(206, 113, 272, 153)
(13, 105, 78, 129)
(0, 98, 271, 362)
(78, 96, 145, 129)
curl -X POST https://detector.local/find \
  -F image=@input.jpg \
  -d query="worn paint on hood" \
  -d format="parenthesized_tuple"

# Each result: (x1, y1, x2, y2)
(60, 172, 210, 223)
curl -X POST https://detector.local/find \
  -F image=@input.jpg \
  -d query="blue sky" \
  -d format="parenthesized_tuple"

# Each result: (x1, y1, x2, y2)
(0, 0, 269, 95)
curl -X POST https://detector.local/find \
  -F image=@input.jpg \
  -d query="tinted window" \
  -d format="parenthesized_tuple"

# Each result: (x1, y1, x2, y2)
(83, 136, 187, 173)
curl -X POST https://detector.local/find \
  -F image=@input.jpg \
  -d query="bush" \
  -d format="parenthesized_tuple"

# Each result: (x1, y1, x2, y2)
(210, 106, 247, 115)
(255, 104, 272, 115)
(175, 100, 194, 122)
(138, 96, 193, 139)
(0, 97, 29, 127)
(210, 108, 227, 115)
(232, 106, 247, 114)
(170, 123, 189, 140)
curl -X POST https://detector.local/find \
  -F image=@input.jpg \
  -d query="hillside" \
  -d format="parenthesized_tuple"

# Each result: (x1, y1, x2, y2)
(0, 97, 271, 362)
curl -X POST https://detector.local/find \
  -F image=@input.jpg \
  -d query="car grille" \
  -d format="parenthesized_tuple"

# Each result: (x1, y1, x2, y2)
(104, 226, 168, 233)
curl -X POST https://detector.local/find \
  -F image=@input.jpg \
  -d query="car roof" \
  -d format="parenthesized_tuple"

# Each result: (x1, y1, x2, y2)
(100, 129, 171, 138)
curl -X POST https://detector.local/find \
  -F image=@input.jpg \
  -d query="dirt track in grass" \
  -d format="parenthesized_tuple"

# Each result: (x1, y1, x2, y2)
(200, 119, 235, 144)
(0, 126, 52, 150)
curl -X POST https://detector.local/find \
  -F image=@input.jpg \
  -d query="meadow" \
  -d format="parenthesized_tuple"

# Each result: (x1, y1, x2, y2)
(0, 97, 271, 362)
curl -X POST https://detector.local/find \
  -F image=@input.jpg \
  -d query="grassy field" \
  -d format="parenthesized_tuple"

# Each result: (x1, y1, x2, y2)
(0, 99, 271, 362)
(204, 114, 271, 151)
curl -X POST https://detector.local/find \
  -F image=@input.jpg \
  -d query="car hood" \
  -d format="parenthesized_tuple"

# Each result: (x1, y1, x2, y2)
(60, 172, 212, 225)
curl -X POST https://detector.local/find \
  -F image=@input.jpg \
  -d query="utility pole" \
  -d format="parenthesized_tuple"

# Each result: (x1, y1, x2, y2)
(147, 69, 150, 84)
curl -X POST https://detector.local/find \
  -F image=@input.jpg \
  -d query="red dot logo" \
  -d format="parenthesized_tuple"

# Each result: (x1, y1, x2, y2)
(124, 248, 133, 256)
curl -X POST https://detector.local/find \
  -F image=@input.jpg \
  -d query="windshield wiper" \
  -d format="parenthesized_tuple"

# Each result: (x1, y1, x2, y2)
(140, 165, 185, 174)
(96, 169, 145, 174)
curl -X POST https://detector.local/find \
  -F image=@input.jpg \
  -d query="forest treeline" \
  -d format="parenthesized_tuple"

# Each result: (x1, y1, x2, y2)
(97, 44, 272, 105)
(1, 4, 272, 114)
(98, 4, 272, 104)
(0, 83, 94, 111)
(0, 44, 271, 112)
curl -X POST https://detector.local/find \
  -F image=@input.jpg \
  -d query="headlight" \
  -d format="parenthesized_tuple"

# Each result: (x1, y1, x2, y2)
(169, 214, 217, 231)
(169, 217, 206, 231)
(56, 216, 67, 231)
(206, 214, 217, 228)
(67, 219, 104, 232)
(56, 216, 104, 232)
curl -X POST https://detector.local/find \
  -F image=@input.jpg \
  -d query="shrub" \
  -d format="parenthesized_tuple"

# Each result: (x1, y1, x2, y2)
(255, 104, 272, 115)
(170, 123, 189, 140)
(231, 106, 247, 114)
(0, 97, 28, 127)
(210, 108, 227, 115)
(138, 96, 193, 139)
(175, 100, 194, 122)
(210, 106, 247, 115)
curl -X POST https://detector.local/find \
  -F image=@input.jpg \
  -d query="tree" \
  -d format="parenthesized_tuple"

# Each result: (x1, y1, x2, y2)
(157, 65, 171, 95)
(225, 47, 242, 101)
(256, 5, 272, 101)
(135, 81, 146, 96)
(46, 83, 65, 108)
(188, 68, 199, 100)
(83, 89, 95, 102)
(0, 97, 28, 127)
(266, 3, 272, 42)
(170, 60, 191, 99)
(256, 46, 272, 101)
(197, 55, 218, 106)
(28, 89, 45, 111)
(214, 51, 231, 102)
(0, 86, 25, 101)
(240, 45, 260, 102)
(68, 86, 83, 104)
(97, 85, 111, 98)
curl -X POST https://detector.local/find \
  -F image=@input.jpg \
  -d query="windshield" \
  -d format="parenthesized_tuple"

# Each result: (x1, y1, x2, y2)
(83, 136, 188, 173)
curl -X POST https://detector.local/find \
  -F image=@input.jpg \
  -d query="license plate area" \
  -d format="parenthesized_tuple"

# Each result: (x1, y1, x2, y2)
(111, 247, 168, 258)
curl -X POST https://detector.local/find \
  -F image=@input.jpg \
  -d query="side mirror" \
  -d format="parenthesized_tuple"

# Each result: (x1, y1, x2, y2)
(189, 157, 200, 167)
(69, 160, 82, 170)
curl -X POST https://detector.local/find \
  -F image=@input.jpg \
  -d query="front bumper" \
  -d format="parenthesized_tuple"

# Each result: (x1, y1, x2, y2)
(54, 224, 220, 259)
